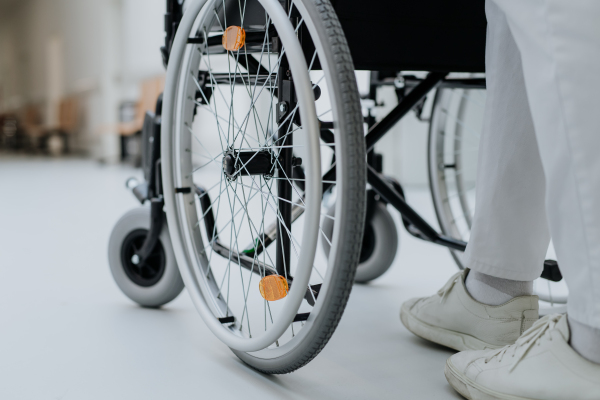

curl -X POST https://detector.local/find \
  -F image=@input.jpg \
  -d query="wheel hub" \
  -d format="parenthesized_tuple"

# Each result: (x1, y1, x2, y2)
(222, 150, 275, 179)
(121, 229, 166, 287)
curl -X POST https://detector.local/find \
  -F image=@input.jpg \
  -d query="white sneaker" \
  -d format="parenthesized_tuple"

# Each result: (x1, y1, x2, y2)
(445, 314, 600, 400)
(400, 270, 539, 351)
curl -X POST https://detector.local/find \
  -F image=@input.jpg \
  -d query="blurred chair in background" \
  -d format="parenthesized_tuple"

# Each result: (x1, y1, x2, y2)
(20, 104, 45, 152)
(118, 76, 164, 166)
(44, 96, 79, 156)
(0, 112, 22, 151)
(9, 98, 80, 156)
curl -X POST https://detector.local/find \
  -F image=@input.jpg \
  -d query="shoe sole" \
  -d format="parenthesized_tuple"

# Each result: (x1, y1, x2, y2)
(445, 358, 534, 400)
(400, 302, 503, 352)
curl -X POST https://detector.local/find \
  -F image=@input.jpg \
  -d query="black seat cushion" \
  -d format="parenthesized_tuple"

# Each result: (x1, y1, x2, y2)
(330, 0, 486, 72)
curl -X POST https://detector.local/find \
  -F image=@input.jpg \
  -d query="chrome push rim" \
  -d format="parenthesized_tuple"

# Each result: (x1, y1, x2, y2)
(163, 0, 350, 353)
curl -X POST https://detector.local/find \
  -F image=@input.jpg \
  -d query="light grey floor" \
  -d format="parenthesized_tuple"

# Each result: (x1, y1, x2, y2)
(0, 156, 463, 400)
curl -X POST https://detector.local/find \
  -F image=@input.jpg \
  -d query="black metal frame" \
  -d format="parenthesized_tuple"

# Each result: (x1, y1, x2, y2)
(365, 72, 469, 252)
(274, 0, 296, 279)
(160, 0, 184, 67)
(126, 0, 184, 266)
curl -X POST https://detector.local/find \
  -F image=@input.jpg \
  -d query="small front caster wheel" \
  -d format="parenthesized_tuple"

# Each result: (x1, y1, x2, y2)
(322, 201, 398, 283)
(108, 207, 184, 307)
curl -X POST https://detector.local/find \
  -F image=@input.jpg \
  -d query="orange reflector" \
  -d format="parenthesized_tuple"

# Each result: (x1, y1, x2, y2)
(259, 275, 289, 301)
(222, 26, 246, 51)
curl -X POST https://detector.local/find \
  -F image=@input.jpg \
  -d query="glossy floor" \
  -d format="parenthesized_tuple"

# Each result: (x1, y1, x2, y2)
(0, 156, 463, 400)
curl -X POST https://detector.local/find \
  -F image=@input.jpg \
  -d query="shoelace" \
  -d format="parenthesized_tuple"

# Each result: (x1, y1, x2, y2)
(437, 271, 463, 303)
(484, 314, 563, 372)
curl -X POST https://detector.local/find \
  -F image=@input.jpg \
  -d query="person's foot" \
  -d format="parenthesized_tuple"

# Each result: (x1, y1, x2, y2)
(445, 314, 600, 400)
(400, 269, 539, 351)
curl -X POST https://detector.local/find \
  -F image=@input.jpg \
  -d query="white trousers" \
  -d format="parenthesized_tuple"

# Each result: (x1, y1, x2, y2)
(464, 0, 600, 329)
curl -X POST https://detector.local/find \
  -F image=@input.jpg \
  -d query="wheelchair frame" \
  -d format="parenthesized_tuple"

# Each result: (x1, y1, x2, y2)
(134, 0, 561, 283)
(103, 0, 571, 374)
(362, 72, 560, 281)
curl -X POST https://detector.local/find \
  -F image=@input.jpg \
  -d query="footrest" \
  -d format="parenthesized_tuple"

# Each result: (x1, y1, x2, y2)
(541, 260, 562, 282)
(293, 313, 310, 323)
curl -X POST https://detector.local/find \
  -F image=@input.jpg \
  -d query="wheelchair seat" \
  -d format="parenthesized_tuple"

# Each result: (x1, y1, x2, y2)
(330, 0, 486, 72)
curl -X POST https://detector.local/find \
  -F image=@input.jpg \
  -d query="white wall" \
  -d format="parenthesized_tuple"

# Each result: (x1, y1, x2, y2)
(119, 0, 165, 100)
(0, 0, 167, 159)
(355, 72, 432, 187)
(0, 3, 28, 111)
(376, 87, 431, 187)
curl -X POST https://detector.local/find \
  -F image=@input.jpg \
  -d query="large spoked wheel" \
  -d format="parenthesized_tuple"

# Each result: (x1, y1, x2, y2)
(162, 0, 365, 373)
(428, 83, 567, 309)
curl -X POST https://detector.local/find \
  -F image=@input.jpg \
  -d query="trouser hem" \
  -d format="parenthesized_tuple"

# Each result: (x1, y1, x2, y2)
(466, 258, 542, 281)
(568, 310, 600, 331)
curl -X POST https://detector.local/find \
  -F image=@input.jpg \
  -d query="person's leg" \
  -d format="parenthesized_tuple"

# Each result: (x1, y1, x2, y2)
(494, 0, 600, 350)
(462, 0, 550, 284)
(399, 0, 543, 349)
(446, 2, 600, 398)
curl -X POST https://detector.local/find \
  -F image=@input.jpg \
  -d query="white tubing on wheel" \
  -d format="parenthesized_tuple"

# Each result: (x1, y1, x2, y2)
(162, 0, 321, 352)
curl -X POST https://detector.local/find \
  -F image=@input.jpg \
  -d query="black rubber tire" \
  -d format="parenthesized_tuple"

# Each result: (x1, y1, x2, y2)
(231, 0, 366, 374)
(108, 207, 184, 307)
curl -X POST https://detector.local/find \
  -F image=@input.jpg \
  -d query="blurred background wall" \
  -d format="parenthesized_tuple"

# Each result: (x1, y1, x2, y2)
(0, 0, 165, 161)
(0, 0, 431, 185)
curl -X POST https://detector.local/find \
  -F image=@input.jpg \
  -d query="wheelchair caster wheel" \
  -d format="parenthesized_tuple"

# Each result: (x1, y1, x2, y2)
(108, 207, 184, 307)
(322, 201, 398, 283)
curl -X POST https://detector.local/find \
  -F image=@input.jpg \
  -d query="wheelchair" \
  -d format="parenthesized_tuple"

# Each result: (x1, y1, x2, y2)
(108, 0, 565, 374)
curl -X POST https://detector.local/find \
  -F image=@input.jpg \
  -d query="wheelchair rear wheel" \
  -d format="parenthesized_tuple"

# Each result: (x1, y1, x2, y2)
(428, 84, 567, 309)
(161, 0, 365, 373)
